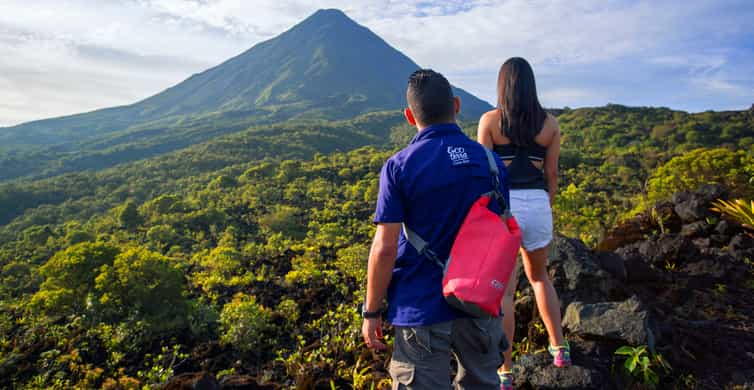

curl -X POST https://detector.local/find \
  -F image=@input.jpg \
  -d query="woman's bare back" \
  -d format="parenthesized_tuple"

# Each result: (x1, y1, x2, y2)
(478, 109, 559, 170)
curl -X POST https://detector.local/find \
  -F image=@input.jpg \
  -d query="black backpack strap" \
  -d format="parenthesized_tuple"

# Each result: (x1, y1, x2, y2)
(482, 147, 510, 218)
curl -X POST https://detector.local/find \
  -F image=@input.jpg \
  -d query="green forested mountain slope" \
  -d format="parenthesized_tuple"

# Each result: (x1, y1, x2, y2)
(0, 9, 490, 182)
(2, 105, 752, 244)
(0, 111, 404, 232)
(0, 105, 752, 389)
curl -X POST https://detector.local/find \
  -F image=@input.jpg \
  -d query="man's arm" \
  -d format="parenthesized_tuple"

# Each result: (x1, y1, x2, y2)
(362, 222, 401, 350)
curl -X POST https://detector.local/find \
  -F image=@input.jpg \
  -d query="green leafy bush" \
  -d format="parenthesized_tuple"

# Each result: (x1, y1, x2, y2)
(94, 247, 188, 330)
(32, 242, 120, 316)
(646, 148, 754, 205)
(219, 294, 273, 353)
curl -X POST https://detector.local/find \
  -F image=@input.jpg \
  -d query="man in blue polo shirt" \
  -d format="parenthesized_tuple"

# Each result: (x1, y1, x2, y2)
(361, 69, 510, 389)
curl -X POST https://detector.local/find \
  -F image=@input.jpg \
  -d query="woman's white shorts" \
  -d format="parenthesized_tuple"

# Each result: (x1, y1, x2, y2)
(509, 189, 553, 251)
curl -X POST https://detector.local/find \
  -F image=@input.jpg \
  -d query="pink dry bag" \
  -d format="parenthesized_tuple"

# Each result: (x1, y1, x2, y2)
(404, 147, 522, 317)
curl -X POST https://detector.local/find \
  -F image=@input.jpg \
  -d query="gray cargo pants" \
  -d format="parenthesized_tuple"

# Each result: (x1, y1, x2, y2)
(389, 317, 506, 390)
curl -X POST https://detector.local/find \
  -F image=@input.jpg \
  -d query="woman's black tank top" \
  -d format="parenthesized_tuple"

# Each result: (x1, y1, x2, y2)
(493, 142, 548, 191)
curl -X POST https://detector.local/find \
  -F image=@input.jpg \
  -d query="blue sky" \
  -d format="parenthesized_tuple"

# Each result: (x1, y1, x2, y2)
(1, 0, 753, 126)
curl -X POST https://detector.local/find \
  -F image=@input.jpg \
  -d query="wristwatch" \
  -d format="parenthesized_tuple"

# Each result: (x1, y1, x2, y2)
(359, 303, 382, 318)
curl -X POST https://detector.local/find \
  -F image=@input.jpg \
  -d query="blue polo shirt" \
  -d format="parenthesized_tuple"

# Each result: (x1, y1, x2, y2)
(373, 123, 510, 326)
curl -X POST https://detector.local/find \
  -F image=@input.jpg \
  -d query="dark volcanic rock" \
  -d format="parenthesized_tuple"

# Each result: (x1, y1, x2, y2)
(562, 296, 655, 350)
(594, 252, 627, 281)
(692, 237, 712, 251)
(681, 221, 711, 237)
(730, 233, 754, 252)
(596, 201, 680, 252)
(614, 244, 663, 283)
(625, 257, 663, 283)
(548, 236, 626, 304)
(710, 233, 730, 246)
(514, 353, 603, 389)
(673, 197, 706, 222)
(638, 233, 696, 265)
(673, 184, 726, 222)
(715, 219, 737, 237)
(163, 372, 220, 390)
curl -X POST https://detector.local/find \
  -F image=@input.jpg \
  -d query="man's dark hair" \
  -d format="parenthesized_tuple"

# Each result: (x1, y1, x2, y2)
(407, 69, 455, 125)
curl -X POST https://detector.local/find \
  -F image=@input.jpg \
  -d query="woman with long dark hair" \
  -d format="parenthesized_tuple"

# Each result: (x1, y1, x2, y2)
(477, 57, 569, 389)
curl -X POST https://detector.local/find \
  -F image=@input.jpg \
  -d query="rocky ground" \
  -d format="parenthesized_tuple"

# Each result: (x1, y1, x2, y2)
(165, 185, 754, 389)
(510, 185, 754, 389)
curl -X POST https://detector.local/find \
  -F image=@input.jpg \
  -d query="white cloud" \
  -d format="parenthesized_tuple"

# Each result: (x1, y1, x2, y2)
(0, 0, 753, 126)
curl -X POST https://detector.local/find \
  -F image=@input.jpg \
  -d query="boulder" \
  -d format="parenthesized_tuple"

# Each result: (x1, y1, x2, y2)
(673, 185, 726, 223)
(681, 221, 711, 237)
(624, 256, 663, 283)
(614, 243, 659, 283)
(596, 201, 679, 251)
(513, 353, 604, 389)
(594, 252, 627, 282)
(638, 233, 697, 265)
(548, 236, 623, 303)
(596, 214, 654, 252)
(562, 296, 654, 350)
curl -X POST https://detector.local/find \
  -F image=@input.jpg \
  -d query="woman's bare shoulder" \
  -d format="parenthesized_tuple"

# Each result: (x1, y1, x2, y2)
(478, 109, 500, 133)
(480, 109, 501, 124)
(543, 113, 560, 134)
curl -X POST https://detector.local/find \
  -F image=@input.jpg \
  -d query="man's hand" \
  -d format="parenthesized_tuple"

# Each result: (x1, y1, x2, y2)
(362, 318, 386, 350)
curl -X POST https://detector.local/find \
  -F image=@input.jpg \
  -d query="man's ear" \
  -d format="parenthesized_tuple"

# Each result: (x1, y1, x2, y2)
(454, 96, 461, 114)
(404, 107, 417, 126)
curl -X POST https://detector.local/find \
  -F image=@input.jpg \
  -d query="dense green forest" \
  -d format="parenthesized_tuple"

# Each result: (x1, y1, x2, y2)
(1, 105, 753, 388)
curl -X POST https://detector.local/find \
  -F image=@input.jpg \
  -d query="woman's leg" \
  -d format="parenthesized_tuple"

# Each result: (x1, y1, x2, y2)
(500, 261, 518, 372)
(521, 246, 565, 347)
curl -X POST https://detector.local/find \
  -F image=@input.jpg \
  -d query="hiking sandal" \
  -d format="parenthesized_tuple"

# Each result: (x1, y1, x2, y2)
(548, 341, 572, 367)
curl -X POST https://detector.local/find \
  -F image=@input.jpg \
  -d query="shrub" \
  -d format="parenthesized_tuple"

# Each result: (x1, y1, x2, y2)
(94, 247, 188, 330)
(646, 148, 754, 204)
(258, 205, 306, 238)
(219, 294, 272, 353)
(334, 243, 369, 281)
(32, 242, 120, 316)
(146, 224, 181, 249)
(191, 246, 251, 301)
(117, 201, 143, 231)
(276, 299, 300, 323)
